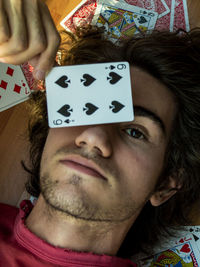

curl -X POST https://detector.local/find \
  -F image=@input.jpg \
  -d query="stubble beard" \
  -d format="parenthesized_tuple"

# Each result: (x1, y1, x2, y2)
(40, 171, 142, 223)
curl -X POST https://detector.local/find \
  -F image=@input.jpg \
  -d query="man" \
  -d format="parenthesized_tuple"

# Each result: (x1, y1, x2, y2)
(1, 0, 200, 266)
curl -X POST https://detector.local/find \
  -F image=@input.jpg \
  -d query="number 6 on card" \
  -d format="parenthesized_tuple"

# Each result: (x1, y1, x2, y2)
(45, 62, 134, 128)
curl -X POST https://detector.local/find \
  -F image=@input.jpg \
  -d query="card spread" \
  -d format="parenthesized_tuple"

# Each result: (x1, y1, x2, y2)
(92, 0, 158, 39)
(45, 62, 134, 128)
(0, 63, 31, 112)
(60, 0, 190, 33)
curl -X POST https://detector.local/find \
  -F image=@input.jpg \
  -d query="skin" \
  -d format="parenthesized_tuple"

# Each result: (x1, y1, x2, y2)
(0, 0, 60, 80)
(26, 66, 178, 256)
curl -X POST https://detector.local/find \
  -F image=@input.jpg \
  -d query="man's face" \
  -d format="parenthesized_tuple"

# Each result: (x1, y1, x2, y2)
(40, 66, 176, 224)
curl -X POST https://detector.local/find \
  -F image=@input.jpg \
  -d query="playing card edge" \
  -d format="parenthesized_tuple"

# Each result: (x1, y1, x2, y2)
(60, 0, 90, 31)
(0, 95, 30, 112)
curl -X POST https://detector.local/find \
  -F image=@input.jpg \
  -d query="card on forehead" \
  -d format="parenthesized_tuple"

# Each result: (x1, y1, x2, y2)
(92, 0, 158, 40)
(0, 63, 31, 112)
(45, 62, 134, 128)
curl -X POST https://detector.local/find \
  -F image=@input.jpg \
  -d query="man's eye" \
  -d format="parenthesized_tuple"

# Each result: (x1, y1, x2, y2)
(124, 128, 146, 140)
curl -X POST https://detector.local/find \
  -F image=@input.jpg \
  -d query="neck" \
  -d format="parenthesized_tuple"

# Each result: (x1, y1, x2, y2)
(25, 195, 134, 256)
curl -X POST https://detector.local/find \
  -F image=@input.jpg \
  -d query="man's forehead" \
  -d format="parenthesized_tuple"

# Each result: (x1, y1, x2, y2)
(130, 66, 177, 136)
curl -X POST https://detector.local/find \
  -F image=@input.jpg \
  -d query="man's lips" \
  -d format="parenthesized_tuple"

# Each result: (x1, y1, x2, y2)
(59, 157, 107, 180)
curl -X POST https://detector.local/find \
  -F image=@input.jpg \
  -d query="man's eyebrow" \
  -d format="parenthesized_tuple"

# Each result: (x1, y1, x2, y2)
(134, 106, 166, 135)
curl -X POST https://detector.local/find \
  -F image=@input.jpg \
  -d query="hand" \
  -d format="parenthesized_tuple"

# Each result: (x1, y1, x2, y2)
(0, 0, 61, 80)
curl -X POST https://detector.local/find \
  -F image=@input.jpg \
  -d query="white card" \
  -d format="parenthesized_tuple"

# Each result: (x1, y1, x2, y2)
(185, 226, 200, 252)
(119, 0, 170, 19)
(45, 62, 134, 128)
(92, 0, 158, 40)
(0, 63, 31, 112)
(137, 234, 200, 266)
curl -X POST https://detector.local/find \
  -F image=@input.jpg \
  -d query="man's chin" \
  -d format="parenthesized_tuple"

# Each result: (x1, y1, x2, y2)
(40, 179, 100, 221)
(42, 192, 102, 222)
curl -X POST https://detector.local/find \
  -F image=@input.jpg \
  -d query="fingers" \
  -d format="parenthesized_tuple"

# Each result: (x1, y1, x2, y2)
(0, 0, 10, 43)
(0, 0, 61, 80)
(0, 0, 45, 60)
(32, 0, 61, 80)
(0, 0, 28, 56)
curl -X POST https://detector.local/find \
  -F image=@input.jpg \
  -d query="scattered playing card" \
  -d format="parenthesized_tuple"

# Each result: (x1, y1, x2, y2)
(137, 234, 200, 266)
(60, 0, 97, 33)
(20, 62, 35, 91)
(121, 0, 172, 31)
(60, 0, 189, 37)
(123, 0, 189, 31)
(45, 62, 134, 128)
(172, 0, 190, 31)
(0, 63, 31, 112)
(92, 0, 158, 40)
(123, 0, 170, 18)
(185, 225, 200, 252)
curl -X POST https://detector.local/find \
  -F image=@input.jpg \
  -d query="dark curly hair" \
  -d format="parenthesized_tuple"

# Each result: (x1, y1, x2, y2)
(22, 25, 200, 257)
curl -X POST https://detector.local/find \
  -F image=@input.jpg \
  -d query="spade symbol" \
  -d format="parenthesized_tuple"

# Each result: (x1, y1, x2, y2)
(57, 104, 73, 117)
(109, 65, 115, 70)
(81, 74, 96, 86)
(83, 103, 99, 115)
(107, 72, 122, 85)
(55, 75, 71, 88)
(65, 119, 75, 124)
(193, 234, 199, 242)
(109, 101, 125, 113)
(138, 16, 147, 24)
(106, 65, 116, 70)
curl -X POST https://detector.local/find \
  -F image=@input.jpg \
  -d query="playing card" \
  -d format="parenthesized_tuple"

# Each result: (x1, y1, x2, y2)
(20, 62, 35, 91)
(172, 0, 190, 31)
(121, 0, 172, 31)
(137, 234, 200, 266)
(60, 0, 97, 33)
(92, 0, 158, 40)
(45, 62, 134, 128)
(185, 226, 200, 252)
(117, 0, 189, 32)
(123, 0, 170, 18)
(0, 63, 31, 112)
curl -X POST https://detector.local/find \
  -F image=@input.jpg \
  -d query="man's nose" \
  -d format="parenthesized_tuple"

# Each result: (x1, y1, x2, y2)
(75, 126, 113, 158)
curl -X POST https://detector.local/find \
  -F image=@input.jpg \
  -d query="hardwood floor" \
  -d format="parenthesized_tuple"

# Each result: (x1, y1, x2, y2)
(0, 1, 200, 218)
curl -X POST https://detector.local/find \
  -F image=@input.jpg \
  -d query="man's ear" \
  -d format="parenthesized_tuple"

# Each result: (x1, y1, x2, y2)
(150, 177, 181, 207)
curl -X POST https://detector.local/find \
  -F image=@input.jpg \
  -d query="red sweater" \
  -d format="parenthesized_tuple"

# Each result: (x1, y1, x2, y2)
(0, 200, 137, 267)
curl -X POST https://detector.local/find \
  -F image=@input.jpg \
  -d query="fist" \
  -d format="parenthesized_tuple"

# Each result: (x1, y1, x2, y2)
(0, 0, 61, 80)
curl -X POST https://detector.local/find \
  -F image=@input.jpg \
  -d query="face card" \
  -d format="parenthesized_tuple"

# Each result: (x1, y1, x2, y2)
(123, 0, 170, 18)
(60, 0, 97, 33)
(45, 62, 134, 128)
(92, 0, 158, 40)
(0, 63, 31, 112)
(137, 234, 200, 266)
(121, 0, 172, 31)
(60, 0, 189, 36)
(121, 0, 189, 32)
(185, 226, 200, 252)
